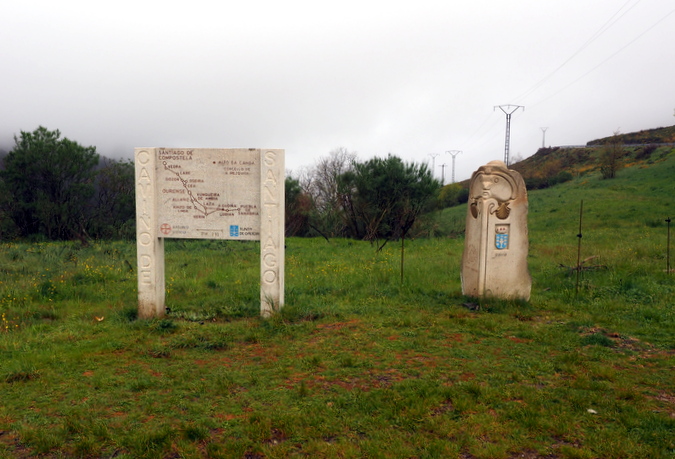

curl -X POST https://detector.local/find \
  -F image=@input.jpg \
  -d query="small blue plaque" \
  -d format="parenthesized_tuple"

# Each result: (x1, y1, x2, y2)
(230, 225, 239, 237)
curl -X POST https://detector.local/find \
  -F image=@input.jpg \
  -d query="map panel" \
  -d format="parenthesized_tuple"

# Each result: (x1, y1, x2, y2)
(155, 148, 261, 240)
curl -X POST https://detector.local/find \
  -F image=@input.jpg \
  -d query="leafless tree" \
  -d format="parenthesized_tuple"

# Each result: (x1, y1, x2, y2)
(303, 147, 356, 238)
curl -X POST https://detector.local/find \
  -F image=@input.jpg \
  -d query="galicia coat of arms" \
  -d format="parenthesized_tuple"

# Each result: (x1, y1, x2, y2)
(495, 233, 508, 250)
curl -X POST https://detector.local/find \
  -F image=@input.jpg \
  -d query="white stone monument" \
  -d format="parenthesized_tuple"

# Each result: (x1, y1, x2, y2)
(135, 148, 284, 318)
(461, 160, 531, 300)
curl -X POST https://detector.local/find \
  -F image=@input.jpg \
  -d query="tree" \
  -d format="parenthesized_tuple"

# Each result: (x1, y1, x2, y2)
(0, 177, 19, 240)
(285, 176, 313, 237)
(304, 147, 356, 238)
(1, 126, 99, 240)
(341, 155, 439, 246)
(339, 155, 440, 282)
(600, 131, 624, 179)
(89, 157, 136, 239)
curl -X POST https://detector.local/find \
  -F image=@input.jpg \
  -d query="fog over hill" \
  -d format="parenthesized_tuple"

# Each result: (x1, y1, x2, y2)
(3, 124, 674, 171)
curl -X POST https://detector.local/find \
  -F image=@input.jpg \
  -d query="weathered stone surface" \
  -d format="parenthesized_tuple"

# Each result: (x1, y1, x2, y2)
(259, 149, 285, 317)
(461, 160, 531, 300)
(135, 148, 165, 319)
(154, 148, 262, 240)
(134, 148, 284, 318)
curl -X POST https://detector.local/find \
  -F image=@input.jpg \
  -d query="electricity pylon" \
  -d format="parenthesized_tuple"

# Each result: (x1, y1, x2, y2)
(494, 104, 524, 166)
(439, 163, 447, 185)
(428, 153, 440, 179)
(446, 150, 462, 183)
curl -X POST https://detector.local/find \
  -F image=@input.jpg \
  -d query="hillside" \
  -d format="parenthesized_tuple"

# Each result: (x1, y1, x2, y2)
(438, 138, 675, 239)
(587, 124, 675, 145)
(507, 124, 675, 190)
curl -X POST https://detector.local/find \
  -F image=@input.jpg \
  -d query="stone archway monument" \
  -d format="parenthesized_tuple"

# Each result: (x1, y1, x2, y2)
(135, 147, 285, 318)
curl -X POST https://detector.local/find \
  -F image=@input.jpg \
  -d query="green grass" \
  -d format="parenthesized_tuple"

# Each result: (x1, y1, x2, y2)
(0, 151, 674, 458)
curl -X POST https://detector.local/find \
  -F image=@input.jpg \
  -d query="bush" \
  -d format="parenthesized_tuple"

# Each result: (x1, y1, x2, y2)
(635, 144, 658, 161)
(1, 127, 99, 240)
(551, 171, 573, 185)
(438, 183, 465, 208)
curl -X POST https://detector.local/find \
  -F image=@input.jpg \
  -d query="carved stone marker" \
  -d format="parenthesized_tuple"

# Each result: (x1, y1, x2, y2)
(461, 160, 531, 300)
(135, 148, 284, 318)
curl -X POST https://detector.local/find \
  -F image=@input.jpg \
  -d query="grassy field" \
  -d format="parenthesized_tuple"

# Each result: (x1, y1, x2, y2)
(0, 150, 674, 458)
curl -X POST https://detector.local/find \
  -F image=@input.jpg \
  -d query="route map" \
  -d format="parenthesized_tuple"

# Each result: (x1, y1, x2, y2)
(155, 148, 262, 240)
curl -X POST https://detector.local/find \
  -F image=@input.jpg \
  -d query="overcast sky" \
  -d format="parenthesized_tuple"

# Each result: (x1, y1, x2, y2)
(1, 0, 673, 182)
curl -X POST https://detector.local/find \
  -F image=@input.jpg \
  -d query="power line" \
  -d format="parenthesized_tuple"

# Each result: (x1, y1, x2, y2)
(529, 6, 675, 109)
(581, 0, 642, 51)
(512, 0, 643, 103)
(464, 112, 495, 145)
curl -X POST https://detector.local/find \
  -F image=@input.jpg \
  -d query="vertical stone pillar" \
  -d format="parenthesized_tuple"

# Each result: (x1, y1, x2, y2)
(135, 148, 166, 318)
(461, 160, 531, 300)
(260, 149, 285, 317)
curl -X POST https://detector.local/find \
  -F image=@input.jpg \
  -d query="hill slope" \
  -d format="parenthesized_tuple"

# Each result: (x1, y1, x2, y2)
(440, 142, 675, 242)
(587, 124, 675, 145)
(506, 124, 675, 190)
